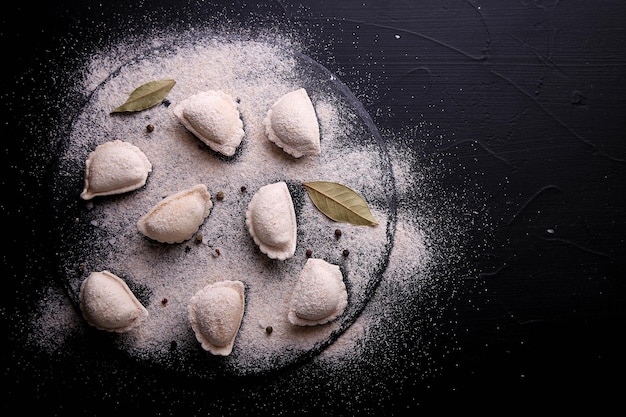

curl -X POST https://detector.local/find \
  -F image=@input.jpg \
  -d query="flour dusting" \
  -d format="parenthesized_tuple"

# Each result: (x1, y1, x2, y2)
(26, 23, 486, 390)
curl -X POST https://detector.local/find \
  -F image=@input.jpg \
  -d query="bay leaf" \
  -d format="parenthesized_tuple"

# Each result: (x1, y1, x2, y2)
(110, 79, 176, 113)
(302, 181, 379, 226)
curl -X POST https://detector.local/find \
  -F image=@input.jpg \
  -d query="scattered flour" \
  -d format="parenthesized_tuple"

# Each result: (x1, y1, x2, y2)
(27, 24, 484, 389)
(43, 28, 396, 378)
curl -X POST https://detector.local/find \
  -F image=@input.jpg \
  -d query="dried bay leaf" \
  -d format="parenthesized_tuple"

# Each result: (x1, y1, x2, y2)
(111, 79, 176, 113)
(302, 181, 379, 226)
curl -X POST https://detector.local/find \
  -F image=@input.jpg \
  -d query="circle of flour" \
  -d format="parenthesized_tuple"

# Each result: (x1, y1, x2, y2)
(51, 33, 397, 378)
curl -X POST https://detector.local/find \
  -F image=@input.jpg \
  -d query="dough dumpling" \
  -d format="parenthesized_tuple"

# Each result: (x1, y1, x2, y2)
(79, 270, 148, 333)
(264, 88, 320, 158)
(188, 280, 245, 356)
(245, 181, 297, 260)
(288, 258, 347, 326)
(137, 184, 213, 244)
(173, 90, 244, 156)
(80, 140, 152, 200)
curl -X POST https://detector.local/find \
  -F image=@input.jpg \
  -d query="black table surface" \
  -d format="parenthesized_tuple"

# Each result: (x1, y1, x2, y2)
(2, 0, 625, 414)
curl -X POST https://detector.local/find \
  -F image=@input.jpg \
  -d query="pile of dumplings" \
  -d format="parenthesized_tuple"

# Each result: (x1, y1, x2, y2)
(77, 87, 349, 356)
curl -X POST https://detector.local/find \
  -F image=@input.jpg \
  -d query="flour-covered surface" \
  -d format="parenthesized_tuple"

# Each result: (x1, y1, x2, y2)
(50, 33, 396, 378)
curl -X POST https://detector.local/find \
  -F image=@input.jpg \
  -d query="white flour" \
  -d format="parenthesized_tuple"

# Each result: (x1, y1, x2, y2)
(28, 23, 485, 387)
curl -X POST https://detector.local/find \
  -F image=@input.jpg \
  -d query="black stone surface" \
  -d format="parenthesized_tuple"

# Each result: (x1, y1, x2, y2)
(2, 0, 625, 414)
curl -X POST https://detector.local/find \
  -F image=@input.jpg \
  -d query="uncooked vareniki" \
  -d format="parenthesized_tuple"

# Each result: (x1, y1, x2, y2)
(288, 258, 347, 326)
(80, 140, 152, 200)
(264, 88, 320, 158)
(245, 181, 297, 260)
(173, 90, 244, 156)
(188, 280, 245, 356)
(79, 270, 149, 333)
(137, 184, 213, 244)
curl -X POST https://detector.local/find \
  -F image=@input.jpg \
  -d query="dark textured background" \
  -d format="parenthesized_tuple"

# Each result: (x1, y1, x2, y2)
(2, 0, 625, 414)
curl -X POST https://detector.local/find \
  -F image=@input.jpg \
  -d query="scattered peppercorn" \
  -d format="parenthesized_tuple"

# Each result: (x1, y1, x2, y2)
(146, 124, 154, 132)
(334, 229, 342, 239)
(342, 249, 350, 257)
(305, 249, 312, 258)
(265, 326, 273, 334)
(241, 185, 247, 192)
(161, 298, 168, 305)
(216, 191, 225, 200)
(214, 248, 221, 256)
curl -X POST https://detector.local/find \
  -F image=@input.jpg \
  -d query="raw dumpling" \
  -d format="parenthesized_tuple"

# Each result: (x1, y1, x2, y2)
(80, 140, 152, 200)
(188, 280, 245, 356)
(79, 270, 148, 333)
(288, 258, 348, 326)
(263, 88, 320, 158)
(173, 90, 244, 156)
(245, 181, 297, 260)
(137, 184, 213, 244)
